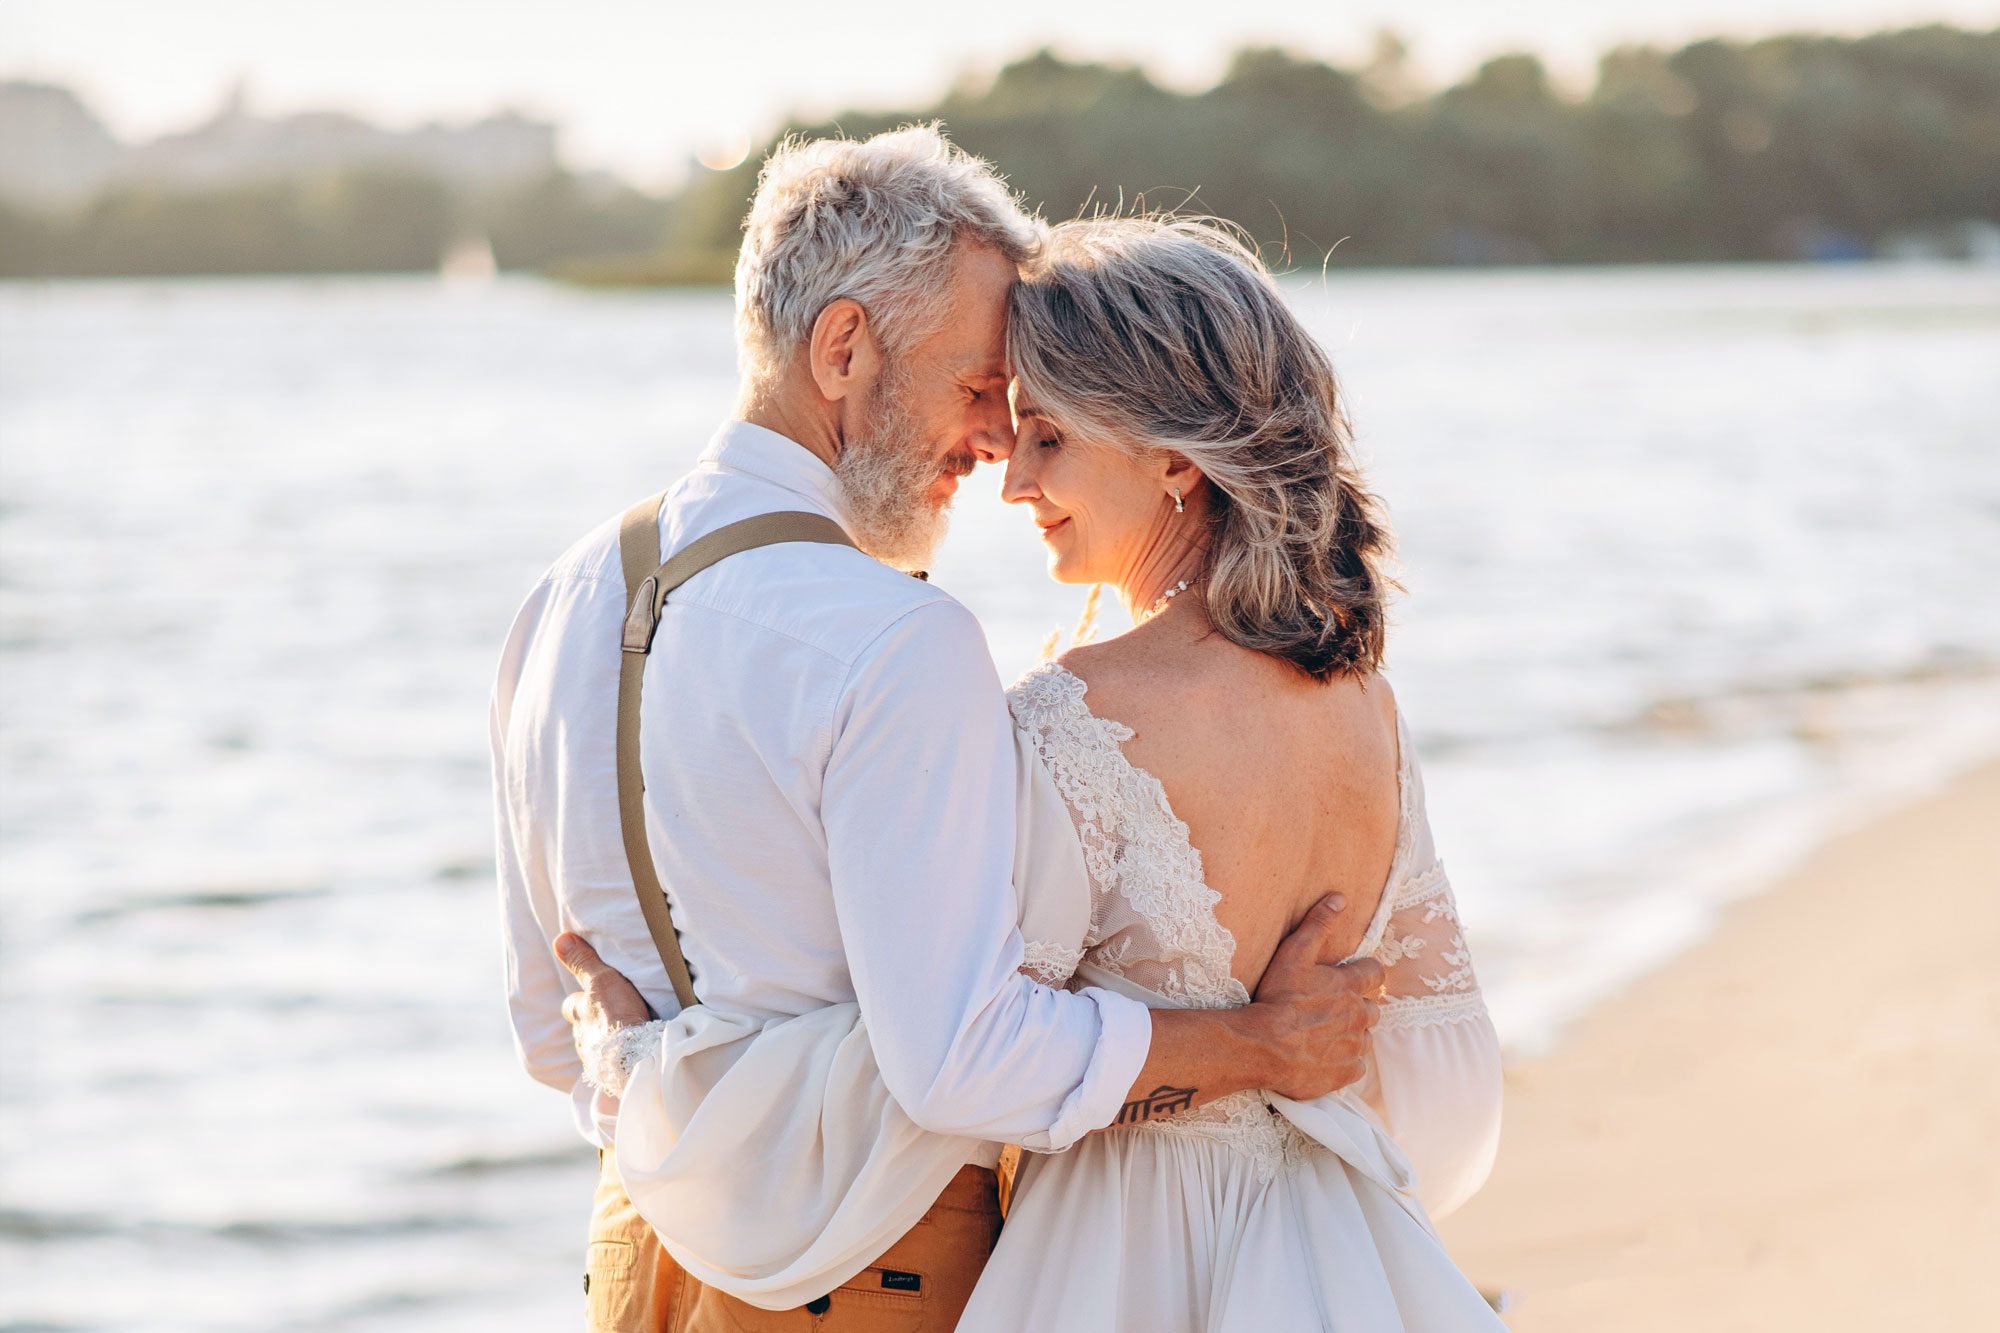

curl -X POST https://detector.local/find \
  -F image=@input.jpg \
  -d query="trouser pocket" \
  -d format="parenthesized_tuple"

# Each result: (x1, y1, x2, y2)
(587, 1151, 675, 1332)
(585, 1237, 650, 1330)
(815, 1266, 926, 1330)
(666, 1166, 1000, 1332)
(673, 1267, 923, 1332)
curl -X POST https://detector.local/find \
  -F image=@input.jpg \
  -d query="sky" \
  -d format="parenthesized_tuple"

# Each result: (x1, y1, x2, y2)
(3, 0, 1990, 189)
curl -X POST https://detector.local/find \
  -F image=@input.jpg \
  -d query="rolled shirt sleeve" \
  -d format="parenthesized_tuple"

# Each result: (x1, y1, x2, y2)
(823, 599, 1151, 1150)
(491, 580, 587, 1096)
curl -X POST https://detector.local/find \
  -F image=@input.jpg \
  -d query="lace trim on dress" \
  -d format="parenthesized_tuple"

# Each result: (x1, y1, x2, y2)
(1348, 711, 1420, 960)
(580, 1019, 666, 1099)
(1133, 1090, 1319, 1183)
(1007, 664, 1250, 1010)
(1378, 990, 1489, 1031)
(1395, 863, 1451, 910)
(1021, 939, 1085, 987)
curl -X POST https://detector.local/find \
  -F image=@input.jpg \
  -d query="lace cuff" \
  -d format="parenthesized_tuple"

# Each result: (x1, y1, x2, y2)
(580, 1019, 667, 1099)
(1021, 939, 1085, 987)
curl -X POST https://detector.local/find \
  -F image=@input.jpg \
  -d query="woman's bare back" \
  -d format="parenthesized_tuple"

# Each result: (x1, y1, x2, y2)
(1059, 614, 1402, 991)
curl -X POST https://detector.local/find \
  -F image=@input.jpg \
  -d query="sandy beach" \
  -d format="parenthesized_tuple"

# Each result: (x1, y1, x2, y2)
(1440, 760, 2000, 1330)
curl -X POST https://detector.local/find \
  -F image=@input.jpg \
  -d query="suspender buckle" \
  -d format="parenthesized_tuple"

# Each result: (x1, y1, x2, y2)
(622, 575, 661, 654)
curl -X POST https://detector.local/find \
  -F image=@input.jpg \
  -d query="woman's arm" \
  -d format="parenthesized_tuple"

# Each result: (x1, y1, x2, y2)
(1356, 865, 1503, 1217)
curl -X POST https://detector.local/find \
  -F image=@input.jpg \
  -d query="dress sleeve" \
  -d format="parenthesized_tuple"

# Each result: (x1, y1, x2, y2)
(1010, 722, 1093, 989)
(1357, 861, 1504, 1217)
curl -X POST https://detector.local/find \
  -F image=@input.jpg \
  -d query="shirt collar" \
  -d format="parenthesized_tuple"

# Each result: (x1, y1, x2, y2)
(697, 420, 852, 530)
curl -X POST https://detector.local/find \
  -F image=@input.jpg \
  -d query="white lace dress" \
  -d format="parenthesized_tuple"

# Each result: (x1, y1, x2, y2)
(586, 662, 1502, 1321)
(955, 663, 1505, 1332)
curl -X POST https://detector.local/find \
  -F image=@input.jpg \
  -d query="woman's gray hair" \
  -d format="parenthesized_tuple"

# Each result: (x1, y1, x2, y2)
(1009, 217, 1394, 680)
(735, 125, 1043, 381)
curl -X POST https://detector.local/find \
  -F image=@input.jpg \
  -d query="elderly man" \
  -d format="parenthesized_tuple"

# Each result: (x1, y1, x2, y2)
(491, 126, 1381, 1332)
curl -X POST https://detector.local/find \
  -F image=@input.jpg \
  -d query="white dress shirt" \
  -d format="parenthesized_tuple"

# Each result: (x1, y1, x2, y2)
(491, 421, 1152, 1151)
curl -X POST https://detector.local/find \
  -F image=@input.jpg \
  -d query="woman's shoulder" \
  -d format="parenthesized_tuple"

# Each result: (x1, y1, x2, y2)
(1064, 630, 1389, 726)
(1050, 633, 1192, 725)
(1007, 629, 1168, 719)
(1035, 625, 1403, 757)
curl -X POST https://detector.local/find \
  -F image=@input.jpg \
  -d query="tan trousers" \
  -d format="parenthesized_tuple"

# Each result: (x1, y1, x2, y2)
(585, 1150, 1004, 1332)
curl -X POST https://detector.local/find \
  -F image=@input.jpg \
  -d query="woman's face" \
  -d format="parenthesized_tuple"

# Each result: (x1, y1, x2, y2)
(1001, 397, 1180, 586)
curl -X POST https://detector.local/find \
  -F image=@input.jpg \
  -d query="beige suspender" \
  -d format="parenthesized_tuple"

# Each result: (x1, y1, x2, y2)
(615, 493, 856, 1009)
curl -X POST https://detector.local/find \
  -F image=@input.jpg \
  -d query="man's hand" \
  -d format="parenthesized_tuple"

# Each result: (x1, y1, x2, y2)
(1250, 893, 1385, 1101)
(553, 932, 653, 1069)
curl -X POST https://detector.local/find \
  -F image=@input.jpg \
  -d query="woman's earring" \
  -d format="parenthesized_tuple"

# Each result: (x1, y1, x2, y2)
(1172, 487, 1185, 514)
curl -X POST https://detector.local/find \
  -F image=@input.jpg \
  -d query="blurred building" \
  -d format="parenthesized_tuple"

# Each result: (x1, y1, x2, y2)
(0, 79, 561, 207)
(0, 81, 125, 204)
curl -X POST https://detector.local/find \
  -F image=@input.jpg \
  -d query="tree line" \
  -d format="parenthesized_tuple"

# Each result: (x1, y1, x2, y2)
(0, 167, 675, 278)
(3, 24, 1995, 279)
(668, 25, 2000, 269)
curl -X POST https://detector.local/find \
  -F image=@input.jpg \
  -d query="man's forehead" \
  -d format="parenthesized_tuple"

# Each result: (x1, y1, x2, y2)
(950, 246, 1016, 329)
(954, 356, 1011, 382)
(932, 242, 1013, 374)
(953, 239, 1020, 293)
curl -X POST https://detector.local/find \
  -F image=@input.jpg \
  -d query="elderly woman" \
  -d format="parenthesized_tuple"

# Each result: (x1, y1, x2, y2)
(566, 214, 1504, 1330)
(955, 215, 1502, 1328)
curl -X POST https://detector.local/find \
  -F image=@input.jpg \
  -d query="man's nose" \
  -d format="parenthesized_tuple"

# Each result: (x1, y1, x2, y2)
(970, 398, 1015, 464)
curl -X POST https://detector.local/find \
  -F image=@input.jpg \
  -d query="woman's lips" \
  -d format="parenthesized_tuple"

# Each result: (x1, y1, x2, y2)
(1037, 517, 1069, 539)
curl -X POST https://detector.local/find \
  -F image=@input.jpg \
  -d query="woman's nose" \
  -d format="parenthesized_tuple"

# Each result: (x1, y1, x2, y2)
(1000, 436, 1040, 505)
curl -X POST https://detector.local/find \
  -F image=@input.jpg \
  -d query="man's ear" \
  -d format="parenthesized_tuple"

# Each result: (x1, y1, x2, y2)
(807, 298, 882, 403)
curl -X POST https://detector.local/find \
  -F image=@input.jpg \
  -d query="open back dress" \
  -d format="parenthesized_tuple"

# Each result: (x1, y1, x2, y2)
(954, 663, 1507, 1332)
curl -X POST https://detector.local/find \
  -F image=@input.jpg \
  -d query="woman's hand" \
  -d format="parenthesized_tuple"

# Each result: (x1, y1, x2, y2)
(553, 932, 653, 1070)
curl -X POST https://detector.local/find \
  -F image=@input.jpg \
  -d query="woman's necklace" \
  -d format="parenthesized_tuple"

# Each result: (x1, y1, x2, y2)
(1145, 579, 1194, 621)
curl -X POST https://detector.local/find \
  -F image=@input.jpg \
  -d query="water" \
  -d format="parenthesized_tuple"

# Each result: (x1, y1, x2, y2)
(3, 266, 1997, 1329)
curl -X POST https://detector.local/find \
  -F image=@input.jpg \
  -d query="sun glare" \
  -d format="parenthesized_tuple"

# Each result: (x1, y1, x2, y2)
(696, 133, 754, 172)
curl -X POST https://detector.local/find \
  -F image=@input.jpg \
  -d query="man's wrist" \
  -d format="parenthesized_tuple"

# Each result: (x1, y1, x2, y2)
(1212, 1003, 1285, 1095)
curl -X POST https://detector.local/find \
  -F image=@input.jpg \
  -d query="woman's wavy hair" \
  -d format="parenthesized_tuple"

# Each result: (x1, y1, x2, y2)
(1007, 215, 1394, 680)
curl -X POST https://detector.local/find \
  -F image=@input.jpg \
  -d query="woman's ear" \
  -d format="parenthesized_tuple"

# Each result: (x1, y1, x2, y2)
(1160, 452, 1206, 502)
(807, 298, 882, 403)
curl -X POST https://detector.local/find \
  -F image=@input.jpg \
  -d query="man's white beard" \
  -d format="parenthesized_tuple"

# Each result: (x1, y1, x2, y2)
(833, 370, 951, 570)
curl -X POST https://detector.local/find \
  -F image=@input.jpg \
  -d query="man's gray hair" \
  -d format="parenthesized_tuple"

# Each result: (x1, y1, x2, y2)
(734, 125, 1043, 381)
